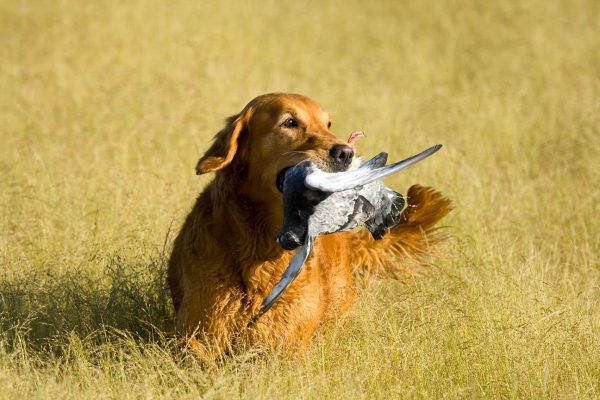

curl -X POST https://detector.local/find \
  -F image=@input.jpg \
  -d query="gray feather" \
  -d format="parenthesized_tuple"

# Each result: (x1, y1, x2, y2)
(254, 145, 442, 323)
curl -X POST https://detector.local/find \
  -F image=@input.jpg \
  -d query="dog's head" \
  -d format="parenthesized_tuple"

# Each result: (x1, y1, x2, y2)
(195, 93, 355, 202)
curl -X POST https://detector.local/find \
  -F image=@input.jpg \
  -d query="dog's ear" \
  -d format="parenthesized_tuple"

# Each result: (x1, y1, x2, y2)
(195, 109, 252, 175)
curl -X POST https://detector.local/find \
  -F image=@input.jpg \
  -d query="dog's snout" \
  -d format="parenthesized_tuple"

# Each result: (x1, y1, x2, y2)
(329, 144, 354, 165)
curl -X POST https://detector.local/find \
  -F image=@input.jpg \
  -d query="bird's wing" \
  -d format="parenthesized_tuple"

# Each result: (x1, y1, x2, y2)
(359, 152, 388, 170)
(305, 144, 442, 192)
(255, 234, 315, 318)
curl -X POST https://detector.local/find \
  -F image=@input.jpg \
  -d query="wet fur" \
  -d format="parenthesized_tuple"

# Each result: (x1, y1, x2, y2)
(167, 93, 452, 358)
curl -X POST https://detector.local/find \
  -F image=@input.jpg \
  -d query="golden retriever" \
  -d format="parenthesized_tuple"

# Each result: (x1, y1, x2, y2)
(168, 93, 451, 357)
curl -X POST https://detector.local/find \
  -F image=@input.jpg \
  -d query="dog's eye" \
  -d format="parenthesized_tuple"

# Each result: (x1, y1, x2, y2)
(327, 121, 332, 128)
(283, 118, 297, 128)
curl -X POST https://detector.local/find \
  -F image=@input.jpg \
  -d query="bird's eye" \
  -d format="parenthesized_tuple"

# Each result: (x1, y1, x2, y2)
(327, 121, 332, 128)
(283, 118, 297, 128)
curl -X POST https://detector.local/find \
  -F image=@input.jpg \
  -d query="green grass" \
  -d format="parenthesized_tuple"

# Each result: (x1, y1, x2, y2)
(1, 0, 599, 398)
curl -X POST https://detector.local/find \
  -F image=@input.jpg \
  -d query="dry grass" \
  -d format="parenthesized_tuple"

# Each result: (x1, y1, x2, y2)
(1, 0, 599, 398)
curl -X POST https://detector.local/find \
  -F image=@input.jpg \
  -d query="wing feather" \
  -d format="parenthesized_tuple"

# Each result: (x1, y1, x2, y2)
(305, 144, 442, 192)
(254, 234, 315, 319)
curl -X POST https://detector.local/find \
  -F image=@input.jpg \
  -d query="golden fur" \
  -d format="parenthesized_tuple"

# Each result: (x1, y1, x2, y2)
(167, 93, 452, 357)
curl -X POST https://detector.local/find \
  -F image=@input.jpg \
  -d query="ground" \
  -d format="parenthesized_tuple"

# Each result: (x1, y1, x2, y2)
(0, 0, 599, 398)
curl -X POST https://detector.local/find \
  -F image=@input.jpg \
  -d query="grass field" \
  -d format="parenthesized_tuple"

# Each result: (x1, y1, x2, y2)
(1, 0, 599, 398)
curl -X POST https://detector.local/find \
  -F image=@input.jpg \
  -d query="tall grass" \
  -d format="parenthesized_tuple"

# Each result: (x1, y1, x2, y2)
(1, 0, 599, 398)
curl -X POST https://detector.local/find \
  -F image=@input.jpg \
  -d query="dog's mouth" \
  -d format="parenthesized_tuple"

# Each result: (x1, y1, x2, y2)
(276, 159, 353, 192)
(328, 161, 353, 173)
(276, 167, 292, 193)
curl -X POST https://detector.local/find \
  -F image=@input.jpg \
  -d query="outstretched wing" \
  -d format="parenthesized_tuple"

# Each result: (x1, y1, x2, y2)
(305, 144, 442, 192)
(250, 234, 315, 323)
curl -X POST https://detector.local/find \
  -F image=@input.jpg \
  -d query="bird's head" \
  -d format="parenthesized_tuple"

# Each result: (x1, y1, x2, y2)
(275, 162, 330, 250)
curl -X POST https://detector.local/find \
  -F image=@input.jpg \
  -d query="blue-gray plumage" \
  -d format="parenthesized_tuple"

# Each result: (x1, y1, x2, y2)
(249, 144, 442, 324)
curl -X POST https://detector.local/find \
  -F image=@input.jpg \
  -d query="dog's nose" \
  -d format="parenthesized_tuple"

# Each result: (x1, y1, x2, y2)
(329, 144, 354, 165)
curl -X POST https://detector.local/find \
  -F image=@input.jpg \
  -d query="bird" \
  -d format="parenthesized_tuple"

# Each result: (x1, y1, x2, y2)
(248, 144, 443, 325)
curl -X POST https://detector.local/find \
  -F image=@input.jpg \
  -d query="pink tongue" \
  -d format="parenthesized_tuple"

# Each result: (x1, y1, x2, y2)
(347, 131, 365, 147)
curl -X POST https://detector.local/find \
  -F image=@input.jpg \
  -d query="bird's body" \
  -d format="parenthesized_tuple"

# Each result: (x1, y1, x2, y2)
(278, 155, 405, 248)
(249, 145, 442, 324)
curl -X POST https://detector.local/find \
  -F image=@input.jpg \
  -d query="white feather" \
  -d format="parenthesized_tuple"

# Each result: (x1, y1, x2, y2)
(305, 144, 442, 192)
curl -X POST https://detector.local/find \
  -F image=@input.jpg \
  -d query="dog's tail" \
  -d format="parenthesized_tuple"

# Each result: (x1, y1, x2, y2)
(349, 184, 453, 282)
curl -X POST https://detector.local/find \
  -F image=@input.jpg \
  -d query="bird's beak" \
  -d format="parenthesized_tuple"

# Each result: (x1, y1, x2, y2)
(305, 144, 443, 192)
